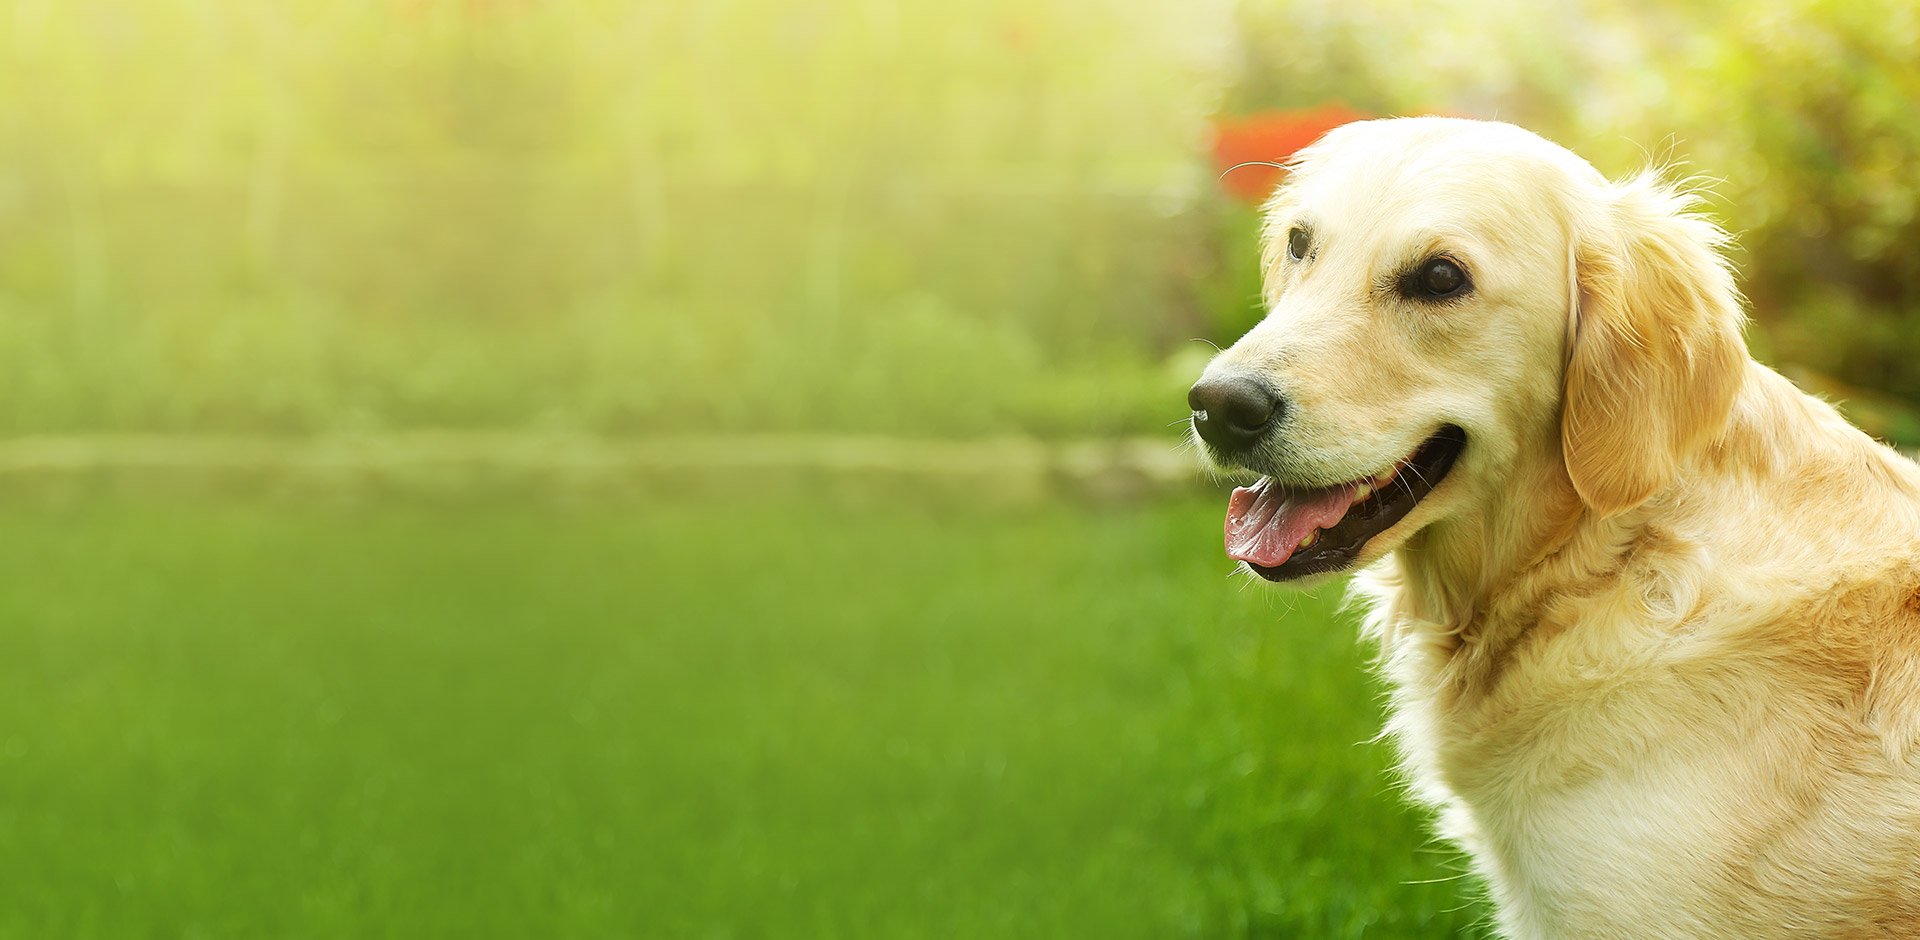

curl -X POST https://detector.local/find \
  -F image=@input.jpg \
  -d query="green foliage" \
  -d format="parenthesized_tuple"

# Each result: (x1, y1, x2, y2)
(0, 1, 1912, 438)
(0, 1, 1230, 437)
(1655, 0, 1920, 405)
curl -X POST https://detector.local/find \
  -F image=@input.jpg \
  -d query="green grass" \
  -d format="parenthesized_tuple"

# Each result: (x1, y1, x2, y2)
(0, 493, 1486, 938)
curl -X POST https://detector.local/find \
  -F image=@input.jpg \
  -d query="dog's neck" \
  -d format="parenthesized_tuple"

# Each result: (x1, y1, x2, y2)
(1384, 363, 1802, 654)
(1377, 436, 1643, 687)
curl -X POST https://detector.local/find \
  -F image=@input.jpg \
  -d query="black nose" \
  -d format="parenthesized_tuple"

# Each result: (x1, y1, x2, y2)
(1188, 372, 1282, 453)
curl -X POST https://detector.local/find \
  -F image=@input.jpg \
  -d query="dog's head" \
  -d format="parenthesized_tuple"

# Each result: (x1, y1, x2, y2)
(1192, 118, 1747, 583)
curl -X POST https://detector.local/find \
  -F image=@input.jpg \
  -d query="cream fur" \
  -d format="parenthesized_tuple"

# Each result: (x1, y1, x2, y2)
(1203, 117, 1920, 938)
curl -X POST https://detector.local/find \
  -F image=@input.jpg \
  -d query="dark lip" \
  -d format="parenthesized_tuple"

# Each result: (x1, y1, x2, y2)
(1242, 425, 1467, 582)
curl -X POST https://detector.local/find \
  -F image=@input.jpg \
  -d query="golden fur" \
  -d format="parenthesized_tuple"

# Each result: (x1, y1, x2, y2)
(1203, 117, 1920, 938)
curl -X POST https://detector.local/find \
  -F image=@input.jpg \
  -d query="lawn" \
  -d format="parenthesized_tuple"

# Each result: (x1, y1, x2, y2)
(0, 492, 1486, 938)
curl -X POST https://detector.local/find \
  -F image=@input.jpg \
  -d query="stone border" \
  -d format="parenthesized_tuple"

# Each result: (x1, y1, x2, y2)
(0, 433, 1214, 501)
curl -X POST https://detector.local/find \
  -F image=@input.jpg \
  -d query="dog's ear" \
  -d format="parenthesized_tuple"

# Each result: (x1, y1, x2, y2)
(1562, 173, 1748, 517)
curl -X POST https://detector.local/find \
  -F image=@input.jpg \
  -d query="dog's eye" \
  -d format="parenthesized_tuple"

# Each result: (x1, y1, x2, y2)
(1412, 258, 1468, 298)
(1287, 226, 1311, 261)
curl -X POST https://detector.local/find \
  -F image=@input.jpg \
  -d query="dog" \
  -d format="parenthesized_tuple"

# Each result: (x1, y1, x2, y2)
(1189, 117, 1920, 938)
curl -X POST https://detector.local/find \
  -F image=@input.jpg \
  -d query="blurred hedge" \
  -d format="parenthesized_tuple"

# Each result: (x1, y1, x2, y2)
(0, 1, 1234, 437)
(0, 1, 1913, 439)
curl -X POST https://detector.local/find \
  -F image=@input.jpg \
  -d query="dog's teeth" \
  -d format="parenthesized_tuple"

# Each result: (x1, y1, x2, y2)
(1298, 531, 1317, 549)
(1353, 483, 1373, 501)
(1374, 467, 1396, 486)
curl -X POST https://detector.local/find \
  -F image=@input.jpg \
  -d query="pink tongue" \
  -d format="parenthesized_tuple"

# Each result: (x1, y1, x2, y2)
(1224, 478, 1359, 568)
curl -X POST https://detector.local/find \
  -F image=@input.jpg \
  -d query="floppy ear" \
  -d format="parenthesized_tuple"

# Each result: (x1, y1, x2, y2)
(1562, 173, 1748, 517)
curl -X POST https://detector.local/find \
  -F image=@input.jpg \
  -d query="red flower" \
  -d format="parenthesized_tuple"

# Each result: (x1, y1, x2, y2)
(1211, 105, 1371, 203)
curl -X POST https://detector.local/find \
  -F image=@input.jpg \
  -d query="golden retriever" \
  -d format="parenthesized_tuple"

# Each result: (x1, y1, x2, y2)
(1188, 117, 1920, 938)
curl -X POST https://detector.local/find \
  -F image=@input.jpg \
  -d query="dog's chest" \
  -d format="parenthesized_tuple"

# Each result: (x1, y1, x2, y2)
(1431, 744, 1745, 937)
(1384, 628, 1805, 936)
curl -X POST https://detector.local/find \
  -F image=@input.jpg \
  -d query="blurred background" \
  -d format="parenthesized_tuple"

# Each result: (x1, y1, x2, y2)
(0, 0, 1914, 936)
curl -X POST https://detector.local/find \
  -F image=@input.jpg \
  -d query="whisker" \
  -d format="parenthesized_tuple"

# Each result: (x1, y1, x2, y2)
(1217, 160, 1288, 183)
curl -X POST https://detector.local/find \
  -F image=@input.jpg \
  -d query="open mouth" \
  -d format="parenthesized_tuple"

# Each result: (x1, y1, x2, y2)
(1224, 425, 1466, 582)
